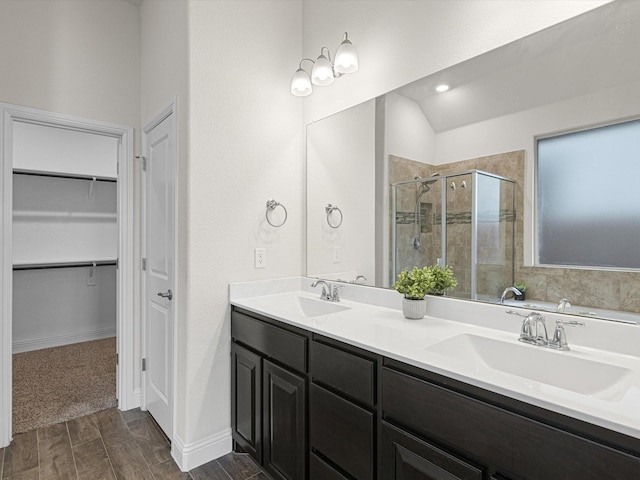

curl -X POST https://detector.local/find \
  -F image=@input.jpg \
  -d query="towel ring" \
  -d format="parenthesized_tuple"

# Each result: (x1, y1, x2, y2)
(325, 204, 343, 228)
(266, 199, 287, 227)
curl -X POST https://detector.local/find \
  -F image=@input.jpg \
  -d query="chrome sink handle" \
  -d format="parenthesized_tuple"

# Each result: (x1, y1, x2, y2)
(549, 319, 585, 351)
(557, 297, 572, 313)
(331, 284, 344, 302)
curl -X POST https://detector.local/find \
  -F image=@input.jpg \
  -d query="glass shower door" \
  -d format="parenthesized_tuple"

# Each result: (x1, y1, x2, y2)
(443, 173, 473, 299)
(475, 173, 515, 301)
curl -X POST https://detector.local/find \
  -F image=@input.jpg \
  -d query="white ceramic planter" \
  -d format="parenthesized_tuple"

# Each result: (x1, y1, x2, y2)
(402, 297, 427, 319)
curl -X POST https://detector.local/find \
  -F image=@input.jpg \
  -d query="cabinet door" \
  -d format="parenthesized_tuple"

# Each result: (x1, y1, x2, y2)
(381, 421, 483, 480)
(231, 343, 262, 463)
(263, 360, 306, 480)
(310, 383, 374, 480)
(309, 453, 350, 480)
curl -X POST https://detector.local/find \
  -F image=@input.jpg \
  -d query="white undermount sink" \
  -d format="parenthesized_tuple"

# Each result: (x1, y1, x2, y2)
(297, 296, 350, 318)
(427, 334, 634, 398)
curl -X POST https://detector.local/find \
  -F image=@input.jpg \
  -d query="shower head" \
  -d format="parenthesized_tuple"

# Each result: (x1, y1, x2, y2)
(414, 176, 432, 192)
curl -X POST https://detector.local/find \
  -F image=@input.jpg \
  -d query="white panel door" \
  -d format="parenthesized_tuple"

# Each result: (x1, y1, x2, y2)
(144, 112, 175, 438)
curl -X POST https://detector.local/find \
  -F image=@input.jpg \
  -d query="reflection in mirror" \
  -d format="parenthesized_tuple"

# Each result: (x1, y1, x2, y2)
(306, 1, 640, 323)
(391, 169, 516, 302)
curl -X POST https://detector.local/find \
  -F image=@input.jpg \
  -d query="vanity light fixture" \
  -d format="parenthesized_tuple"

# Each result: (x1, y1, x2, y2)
(436, 84, 450, 93)
(291, 32, 359, 97)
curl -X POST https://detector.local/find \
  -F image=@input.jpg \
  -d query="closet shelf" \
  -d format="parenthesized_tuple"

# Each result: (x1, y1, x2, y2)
(13, 211, 117, 220)
(13, 169, 117, 183)
(13, 259, 117, 271)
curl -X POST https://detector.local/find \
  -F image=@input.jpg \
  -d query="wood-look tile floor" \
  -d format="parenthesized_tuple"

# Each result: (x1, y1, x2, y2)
(0, 408, 268, 480)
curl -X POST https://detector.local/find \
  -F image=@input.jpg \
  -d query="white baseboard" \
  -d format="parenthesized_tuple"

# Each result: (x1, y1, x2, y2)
(12, 327, 116, 353)
(172, 428, 233, 472)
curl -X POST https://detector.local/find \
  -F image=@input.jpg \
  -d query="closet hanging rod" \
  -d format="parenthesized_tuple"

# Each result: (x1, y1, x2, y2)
(13, 260, 117, 271)
(13, 169, 117, 183)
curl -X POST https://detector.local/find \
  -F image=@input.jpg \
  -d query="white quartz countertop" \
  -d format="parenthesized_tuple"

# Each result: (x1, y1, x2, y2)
(229, 277, 640, 441)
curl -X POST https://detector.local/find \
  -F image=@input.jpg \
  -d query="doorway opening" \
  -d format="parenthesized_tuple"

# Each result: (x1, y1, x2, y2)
(1, 103, 135, 446)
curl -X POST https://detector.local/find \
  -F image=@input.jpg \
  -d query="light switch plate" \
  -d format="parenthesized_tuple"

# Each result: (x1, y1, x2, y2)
(333, 246, 342, 263)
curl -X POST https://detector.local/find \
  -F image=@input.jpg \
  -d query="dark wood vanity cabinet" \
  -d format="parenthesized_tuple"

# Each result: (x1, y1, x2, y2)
(231, 306, 640, 480)
(231, 308, 308, 480)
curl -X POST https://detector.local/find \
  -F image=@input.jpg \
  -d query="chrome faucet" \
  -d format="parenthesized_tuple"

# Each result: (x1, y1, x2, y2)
(557, 298, 571, 313)
(500, 286, 522, 304)
(351, 275, 367, 284)
(515, 311, 548, 346)
(311, 279, 332, 301)
(507, 310, 584, 350)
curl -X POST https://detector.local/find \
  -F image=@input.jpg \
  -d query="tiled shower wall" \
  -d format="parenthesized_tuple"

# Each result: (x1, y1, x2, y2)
(390, 151, 640, 313)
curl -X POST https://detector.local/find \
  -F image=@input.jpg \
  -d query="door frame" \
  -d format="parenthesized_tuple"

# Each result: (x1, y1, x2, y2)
(0, 102, 135, 447)
(140, 100, 178, 444)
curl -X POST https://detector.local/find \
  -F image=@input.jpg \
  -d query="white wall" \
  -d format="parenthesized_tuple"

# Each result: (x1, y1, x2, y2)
(13, 266, 116, 353)
(307, 100, 376, 282)
(181, 0, 304, 461)
(301, 0, 610, 123)
(384, 92, 435, 164)
(0, 0, 140, 130)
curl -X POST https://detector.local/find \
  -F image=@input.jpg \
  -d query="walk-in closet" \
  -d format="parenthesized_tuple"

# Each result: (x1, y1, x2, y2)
(11, 120, 119, 433)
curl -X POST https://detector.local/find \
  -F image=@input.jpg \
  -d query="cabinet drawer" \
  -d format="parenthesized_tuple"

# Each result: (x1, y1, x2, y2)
(382, 421, 483, 480)
(382, 366, 513, 469)
(310, 340, 375, 407)
(309, 453, 349, 480)
(310, 383, 374, 480)
(383, 367, 640, 480)
(231, 310, 306, 373)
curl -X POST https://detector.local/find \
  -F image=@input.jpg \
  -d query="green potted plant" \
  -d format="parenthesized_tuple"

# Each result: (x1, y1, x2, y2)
(392, 266, 435, 319)
(514, 282, 527, 301)
(427, 265, 458, 296)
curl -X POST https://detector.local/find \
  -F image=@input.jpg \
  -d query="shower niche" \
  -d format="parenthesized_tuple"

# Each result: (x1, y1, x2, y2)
(391, 170, 516, 301)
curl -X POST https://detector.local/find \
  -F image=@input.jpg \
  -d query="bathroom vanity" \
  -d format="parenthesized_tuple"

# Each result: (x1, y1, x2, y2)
(230, 278, 640, 480)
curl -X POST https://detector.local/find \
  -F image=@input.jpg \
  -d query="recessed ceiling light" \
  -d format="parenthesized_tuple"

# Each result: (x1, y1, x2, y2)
(436, 84, 450, 93)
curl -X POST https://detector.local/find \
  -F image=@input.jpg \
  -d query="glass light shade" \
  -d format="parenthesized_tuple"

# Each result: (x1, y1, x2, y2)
(334, 39, 358, 74)
(291, 68, 312, 96)
(311, 54, 335, 86)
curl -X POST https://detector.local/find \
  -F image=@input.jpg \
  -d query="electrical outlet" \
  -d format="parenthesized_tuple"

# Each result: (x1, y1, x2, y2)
(255, 248, 267, 268)
(332, 246, 342, 263)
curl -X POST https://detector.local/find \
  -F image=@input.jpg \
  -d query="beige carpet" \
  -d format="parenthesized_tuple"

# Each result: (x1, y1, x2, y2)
(12, 337, 117, 434)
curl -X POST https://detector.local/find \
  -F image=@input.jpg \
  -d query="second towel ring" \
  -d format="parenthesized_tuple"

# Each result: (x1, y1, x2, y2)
(266, 199, 287, 227)
(325, 204, 343, 228)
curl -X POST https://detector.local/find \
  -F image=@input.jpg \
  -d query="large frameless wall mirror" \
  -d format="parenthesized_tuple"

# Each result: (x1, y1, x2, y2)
(305, 1, 640, 323)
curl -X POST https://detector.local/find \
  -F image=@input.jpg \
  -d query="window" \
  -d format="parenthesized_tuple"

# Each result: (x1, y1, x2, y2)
(536, 119, 640, 269)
